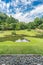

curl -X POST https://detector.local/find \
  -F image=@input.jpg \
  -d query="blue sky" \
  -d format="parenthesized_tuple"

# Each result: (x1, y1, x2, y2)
(0, 0, 43, 22)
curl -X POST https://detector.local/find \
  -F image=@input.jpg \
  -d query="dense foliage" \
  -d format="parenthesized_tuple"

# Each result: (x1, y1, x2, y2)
(0, 13, 43, 30)
(27, 17, 43, 30)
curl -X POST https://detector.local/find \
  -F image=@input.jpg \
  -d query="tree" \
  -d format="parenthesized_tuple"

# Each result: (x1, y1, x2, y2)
(0, 12, 43, 30)
(16, 23, 20, 30)
(27, 22, 36, 30)
(19, 22, 27, 30)
(34, 17, 42, 27)
(38, 24, 43, 29)
(0, 13, 19, 30)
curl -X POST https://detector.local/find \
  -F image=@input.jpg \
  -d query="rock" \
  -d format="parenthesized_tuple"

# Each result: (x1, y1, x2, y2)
(0, 54, 43, 65)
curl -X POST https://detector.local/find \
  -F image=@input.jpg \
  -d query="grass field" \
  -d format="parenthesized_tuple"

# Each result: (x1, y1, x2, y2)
(0, 30, 43, 54)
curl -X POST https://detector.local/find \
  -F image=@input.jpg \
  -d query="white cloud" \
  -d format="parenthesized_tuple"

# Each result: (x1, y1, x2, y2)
(12, 12, 33, 22)
(21, 0, 31, 5)
(7, 3, 10, 8)
(0, 0, 10, 13)
(21, 0, 35, 5)
(30, 5, 43, 15)
(12, 4, 43, 22)
(0, 0, 43, 22)
(0, 0, 1, 2)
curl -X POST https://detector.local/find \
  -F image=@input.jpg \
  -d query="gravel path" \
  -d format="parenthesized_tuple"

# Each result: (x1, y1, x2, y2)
(0, 54, 43, 65)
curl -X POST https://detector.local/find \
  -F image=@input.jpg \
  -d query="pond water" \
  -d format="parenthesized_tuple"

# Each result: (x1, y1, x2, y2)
(15, 39, 30, 42)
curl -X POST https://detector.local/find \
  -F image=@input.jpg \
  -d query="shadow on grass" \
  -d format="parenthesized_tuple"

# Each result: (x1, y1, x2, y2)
(20, 33, 43, 38)
(0, 31, 43, 42)
(0, 34, 24, 42)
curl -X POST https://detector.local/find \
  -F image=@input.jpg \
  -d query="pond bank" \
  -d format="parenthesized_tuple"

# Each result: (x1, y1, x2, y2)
(0, 54, 43, 65)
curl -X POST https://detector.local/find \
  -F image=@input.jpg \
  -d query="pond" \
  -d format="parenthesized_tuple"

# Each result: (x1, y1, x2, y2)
(15, 38, 30, 42)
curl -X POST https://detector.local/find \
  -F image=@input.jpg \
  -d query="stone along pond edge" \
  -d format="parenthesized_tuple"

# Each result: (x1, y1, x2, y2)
(0, 54, 43, 65)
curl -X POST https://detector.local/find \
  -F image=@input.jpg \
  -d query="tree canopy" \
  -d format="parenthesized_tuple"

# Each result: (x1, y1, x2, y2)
(0, 12, 43, 30)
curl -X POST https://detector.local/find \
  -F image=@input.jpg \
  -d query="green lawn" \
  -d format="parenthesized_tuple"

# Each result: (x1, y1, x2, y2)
(0, 30, 43, 54)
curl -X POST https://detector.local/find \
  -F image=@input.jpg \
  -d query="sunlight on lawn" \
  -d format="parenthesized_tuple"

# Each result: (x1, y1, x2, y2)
(0, 30, 43, 54)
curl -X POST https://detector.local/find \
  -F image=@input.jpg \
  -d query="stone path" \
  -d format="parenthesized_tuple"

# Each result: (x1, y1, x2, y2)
(0, 54, 43, 65)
